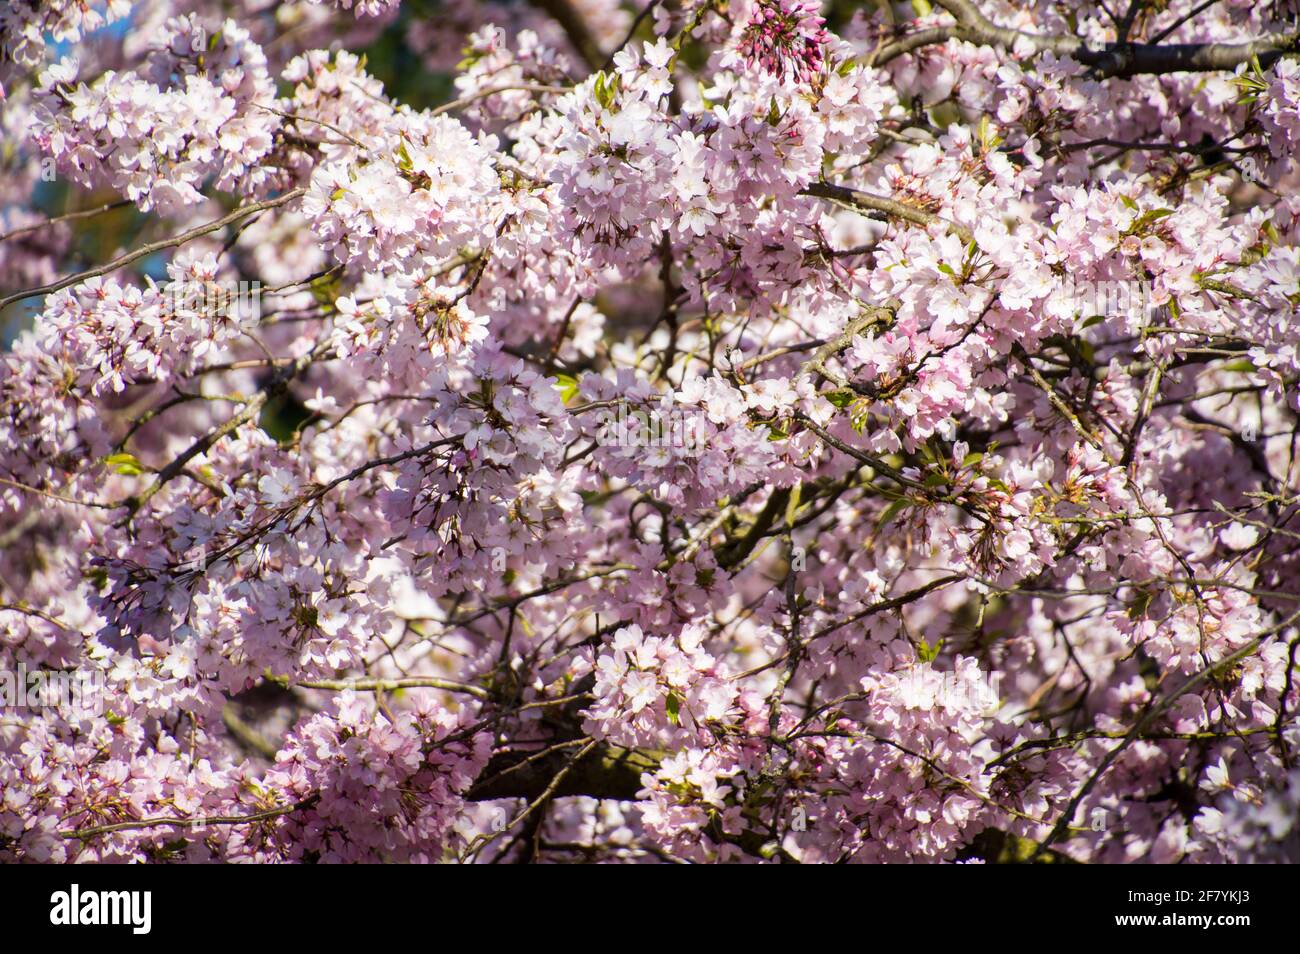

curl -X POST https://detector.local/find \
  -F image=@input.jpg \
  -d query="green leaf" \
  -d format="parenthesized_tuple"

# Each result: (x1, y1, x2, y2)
(917, 638, 942, 663)
(877, 497, 909, 529)
(930, 101, 961, 130)
(553, 373, 580, 403)
(665, 692, 681, 726)
(394, 139, 413, 172)
(593, 71, 619, 110)
(1220, 358, 1258, 374)
(825, 389, 857, 408)
(784, 483, 802, 529)
(1128, 207, 1175, 234)
(104, 452, 144, 476)
(1127, 589, 1154, 620)
(455, 48, 483, 71)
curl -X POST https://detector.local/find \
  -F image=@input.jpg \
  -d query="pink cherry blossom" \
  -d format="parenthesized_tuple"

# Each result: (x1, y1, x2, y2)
(1, 0, 1299, 867)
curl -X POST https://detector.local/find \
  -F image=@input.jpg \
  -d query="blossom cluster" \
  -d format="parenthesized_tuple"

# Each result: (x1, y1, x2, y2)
(738, 0, 830, 83)
(32, 16, 281, 212)
(1, 0, 1299, 866)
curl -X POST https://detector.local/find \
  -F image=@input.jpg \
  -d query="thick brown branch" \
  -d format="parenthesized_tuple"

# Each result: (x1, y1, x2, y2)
(803, 182, 974, 244)
(873, 0, 1298, 78)
(468, 742, 658, 801)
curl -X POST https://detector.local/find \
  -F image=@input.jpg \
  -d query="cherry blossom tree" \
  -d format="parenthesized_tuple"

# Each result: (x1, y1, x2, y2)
(2, 0, 1299, 864)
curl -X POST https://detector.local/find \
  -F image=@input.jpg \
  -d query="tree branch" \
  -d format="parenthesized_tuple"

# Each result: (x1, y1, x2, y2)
(0, 189, 306, 313)
(873, 0, 1299, 78)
